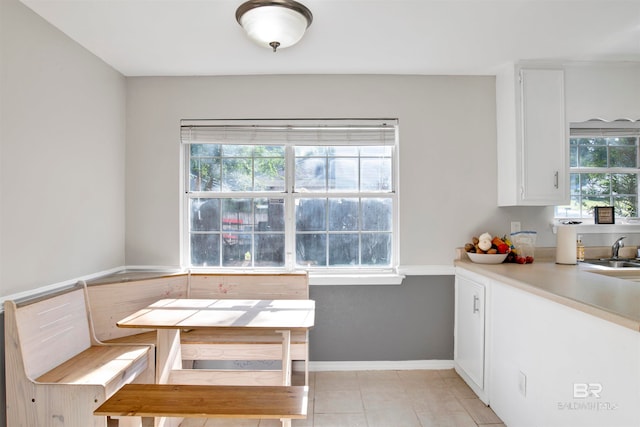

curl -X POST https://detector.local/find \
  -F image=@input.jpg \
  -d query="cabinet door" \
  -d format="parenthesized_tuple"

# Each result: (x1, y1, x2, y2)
(455, 274, 485, 390)
(520, 68, 568, 204)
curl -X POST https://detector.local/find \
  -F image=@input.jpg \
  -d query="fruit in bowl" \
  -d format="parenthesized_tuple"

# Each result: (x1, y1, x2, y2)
(467, 252, 508, 264)
(464, 232, 511, 263)
(464, 233, 511, 254)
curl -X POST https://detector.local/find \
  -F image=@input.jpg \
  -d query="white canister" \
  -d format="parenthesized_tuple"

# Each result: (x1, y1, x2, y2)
(556, 225, 577, 264)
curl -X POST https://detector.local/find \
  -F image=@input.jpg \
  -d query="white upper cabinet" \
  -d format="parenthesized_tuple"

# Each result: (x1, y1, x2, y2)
(496, 65, 569, 206)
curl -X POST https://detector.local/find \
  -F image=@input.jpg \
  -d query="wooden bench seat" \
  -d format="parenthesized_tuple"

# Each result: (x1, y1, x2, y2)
(35, 345, 150, 398)
(4, 284, 154, 427)
(94, 384, 308, 426)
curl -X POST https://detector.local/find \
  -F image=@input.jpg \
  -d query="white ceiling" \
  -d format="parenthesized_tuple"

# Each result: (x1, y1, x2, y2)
(20, 0, 640, 77)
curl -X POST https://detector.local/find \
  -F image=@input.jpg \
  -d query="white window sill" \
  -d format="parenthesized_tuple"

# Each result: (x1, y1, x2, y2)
(308, 264, 456, 285)
(188, 265, 456, 285)
(552, 221, 640, 234)
(309, 273, 405, 286)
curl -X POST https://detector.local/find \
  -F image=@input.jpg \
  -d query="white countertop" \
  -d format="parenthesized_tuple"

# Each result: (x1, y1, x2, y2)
(455, 258, 640, 332)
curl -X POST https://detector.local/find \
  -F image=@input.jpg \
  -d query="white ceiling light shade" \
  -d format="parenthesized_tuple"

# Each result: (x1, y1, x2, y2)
(236, 0, 313, 52)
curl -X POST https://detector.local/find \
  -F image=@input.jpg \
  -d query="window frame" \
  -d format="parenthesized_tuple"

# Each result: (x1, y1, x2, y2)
(180, 119, 401, 280)
(556, 121, 640, 221)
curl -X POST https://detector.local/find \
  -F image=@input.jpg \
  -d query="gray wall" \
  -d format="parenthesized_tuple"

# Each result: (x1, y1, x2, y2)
(126, 73, 561, 267)
(1, 0, 127, 298)
(1, 1, 126, 425)
(310, 276, 454, 361)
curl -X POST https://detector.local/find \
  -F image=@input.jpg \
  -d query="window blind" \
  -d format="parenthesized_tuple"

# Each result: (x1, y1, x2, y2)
(570, 120, 640, 137)
(180, 119, 398, 146)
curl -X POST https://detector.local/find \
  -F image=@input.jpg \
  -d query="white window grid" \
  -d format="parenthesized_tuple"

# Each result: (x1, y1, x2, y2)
(181, 119, 399, 273)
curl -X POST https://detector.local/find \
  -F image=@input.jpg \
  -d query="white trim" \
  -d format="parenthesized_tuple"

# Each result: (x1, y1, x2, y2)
(399, 264, 455, 276)
(0, 265, 182, 311)
(308, 264, 456, 285)
(455, 363, 489, 404)
(0, 267, 120, 309)
(0, 263, 454, 311)
(305, 360, 454, 371)
(551, 222, 640, 234)
(0, 278, 81, 309)
(107, 265, 182, 273)
(309, 273, 405, 286)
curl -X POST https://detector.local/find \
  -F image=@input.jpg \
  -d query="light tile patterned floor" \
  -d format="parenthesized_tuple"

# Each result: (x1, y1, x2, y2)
(180, 369, 505, 427)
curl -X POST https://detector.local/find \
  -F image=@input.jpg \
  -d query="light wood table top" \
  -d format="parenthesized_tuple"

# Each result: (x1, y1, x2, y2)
(117, 298, 315, 330)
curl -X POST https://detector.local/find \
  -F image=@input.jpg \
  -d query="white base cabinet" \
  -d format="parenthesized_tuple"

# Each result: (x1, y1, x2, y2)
(454, 269, 490, 404)
(455, 266, 640, 427)
(489, 281, 640, 427)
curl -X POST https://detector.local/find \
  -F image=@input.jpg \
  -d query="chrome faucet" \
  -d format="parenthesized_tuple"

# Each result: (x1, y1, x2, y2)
(611, 236, 626, 259)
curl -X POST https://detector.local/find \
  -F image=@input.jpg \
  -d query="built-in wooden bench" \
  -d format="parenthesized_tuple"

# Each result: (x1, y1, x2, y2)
(96, 383, 308, 418)
(187, 272, 309, 300)
(85, 272, 310, 385)
(85, 274, 189, 344)
(4, 284, 154, 427)
(184, 273, 310, 384)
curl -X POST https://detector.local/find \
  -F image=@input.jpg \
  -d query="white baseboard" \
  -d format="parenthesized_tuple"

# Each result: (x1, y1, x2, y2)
(299, 360, 454, 372)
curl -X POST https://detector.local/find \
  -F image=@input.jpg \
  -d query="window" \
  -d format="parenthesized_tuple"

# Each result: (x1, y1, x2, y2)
(182, 119, 399, 273)
(556, 121, 640, 219)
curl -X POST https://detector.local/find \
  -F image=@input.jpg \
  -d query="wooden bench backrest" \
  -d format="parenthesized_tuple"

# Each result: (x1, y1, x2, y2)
(188, 273, 309, 300)
(9, 286, 91, 380)
(84, 273, 308, 341)
(85, 275, 188, 342)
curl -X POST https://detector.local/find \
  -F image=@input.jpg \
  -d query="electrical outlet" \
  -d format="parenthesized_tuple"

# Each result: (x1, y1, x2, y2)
(518, 371, 527, 396)
(511, 221, 521, 234)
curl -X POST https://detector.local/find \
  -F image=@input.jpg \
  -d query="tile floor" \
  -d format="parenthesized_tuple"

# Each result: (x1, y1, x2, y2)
(180, 369, 505, 427)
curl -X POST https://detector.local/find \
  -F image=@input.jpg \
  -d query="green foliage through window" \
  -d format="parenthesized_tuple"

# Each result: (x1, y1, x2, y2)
(183, 120, 398, 270)
(557, 129, 640, 219)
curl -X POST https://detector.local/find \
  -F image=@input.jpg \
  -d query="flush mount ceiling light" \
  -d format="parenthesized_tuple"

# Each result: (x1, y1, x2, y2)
(236, 0, 313, 52)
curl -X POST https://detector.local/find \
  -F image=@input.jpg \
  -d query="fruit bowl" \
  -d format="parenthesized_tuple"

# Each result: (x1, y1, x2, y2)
(467, 252, 508, 264)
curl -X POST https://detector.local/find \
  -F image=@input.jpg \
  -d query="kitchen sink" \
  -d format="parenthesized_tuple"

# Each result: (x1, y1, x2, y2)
(582, 258, 640, 268)
(583, 259, 640, 282)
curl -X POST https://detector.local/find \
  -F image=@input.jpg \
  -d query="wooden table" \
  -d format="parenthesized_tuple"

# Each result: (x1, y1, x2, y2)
(116, 298, 315, 386)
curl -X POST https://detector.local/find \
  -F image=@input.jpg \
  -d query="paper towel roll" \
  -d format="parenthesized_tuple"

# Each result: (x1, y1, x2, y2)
(556, 225, 577, 264)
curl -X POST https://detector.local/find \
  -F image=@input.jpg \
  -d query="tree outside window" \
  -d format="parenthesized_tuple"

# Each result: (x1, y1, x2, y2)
(183, 120, 398, 271)
(556, 124, 640, 219)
